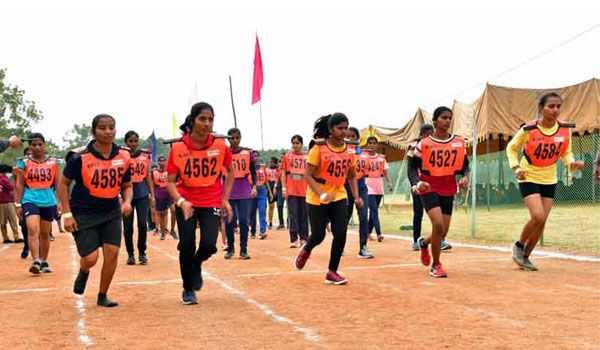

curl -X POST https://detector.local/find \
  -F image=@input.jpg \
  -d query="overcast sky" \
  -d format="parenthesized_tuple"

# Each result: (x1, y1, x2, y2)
(1, 0, 599, 149)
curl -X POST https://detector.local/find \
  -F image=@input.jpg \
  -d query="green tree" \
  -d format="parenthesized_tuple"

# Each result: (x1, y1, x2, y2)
(62, 123, 92, 151)
(0, 68, 44, 164)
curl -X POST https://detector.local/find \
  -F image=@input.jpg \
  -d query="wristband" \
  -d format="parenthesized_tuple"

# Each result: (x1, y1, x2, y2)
(63, 212, 73, 219)
(320, 193, 328, 202)
(177, 197, 186, 207)
(15, 203, 21, 208)
(282, 187, 287, 191)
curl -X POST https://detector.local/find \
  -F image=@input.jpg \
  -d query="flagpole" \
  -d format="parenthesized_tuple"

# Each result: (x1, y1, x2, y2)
(259, 100, 265, 151)
(229, 75, 238, 127)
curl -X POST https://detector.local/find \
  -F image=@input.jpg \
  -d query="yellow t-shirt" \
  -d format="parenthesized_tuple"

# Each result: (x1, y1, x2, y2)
(306, 141, 357, 206)
(506, 122, 575, 185)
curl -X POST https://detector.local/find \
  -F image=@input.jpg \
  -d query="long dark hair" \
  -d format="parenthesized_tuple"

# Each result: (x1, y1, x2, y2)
(28, 132, 45, 143)
(539, 92, 562, 107)
(91, 114, 115, 136)
(312, 113, 348, 139)
(179, 102, 215, 134)
(124, 130, 139, 142)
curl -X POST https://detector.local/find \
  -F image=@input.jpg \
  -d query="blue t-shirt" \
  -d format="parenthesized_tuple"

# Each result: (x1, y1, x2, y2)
(17, 156, 58, 207)
(63, 141, 132, 216)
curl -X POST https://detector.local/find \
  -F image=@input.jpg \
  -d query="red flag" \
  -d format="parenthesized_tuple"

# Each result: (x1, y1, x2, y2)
(252, 35, 264, 105)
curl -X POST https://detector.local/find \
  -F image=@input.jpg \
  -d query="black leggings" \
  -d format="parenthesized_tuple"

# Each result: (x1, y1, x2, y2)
(306, 199, 347, 272)
(412, 191, 424, 243)
(123, 196, 149, 256)
(176, 206, 219, 292)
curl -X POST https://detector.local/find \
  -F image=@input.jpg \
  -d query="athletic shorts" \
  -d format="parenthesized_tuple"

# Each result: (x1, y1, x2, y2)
(155, 196, 174, 212)
(72, 209, 122, 257)
(22, 203, 57, 222)
(268, 182, 277, 203)
(518, 182, 556, 199)
(420, 192, 454, 215)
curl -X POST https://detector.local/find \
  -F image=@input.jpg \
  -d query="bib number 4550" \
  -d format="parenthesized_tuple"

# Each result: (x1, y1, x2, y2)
(326, 159, 351, 178)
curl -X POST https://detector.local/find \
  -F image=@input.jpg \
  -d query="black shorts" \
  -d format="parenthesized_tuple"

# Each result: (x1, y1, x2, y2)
(420, 192, 454, 215)
(518, 182, 557, 199)
(22, 203, 57, 222)
(268, 182, 277, 203)
(72, 209, 122, 257)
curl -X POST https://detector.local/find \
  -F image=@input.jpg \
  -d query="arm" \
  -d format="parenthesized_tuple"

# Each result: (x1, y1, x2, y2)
(145, 169, 155, 206)
(506, 128, 529, 180)
(594, 151, 600, 184)
(57, 176, 77, 232)
(249, 163, 257, 197)
(347, 166, 363, 208)
(305, 163, 325, 198)
(383, 168, 393, 191)
(458, 154, 470, 189)
(0, 176, 14, 192)
(14, 167, 25, 219)
(53, 165, 62, 212)
(221, 164, 235, 222)
(120, 181, 133, 216)
(280, 170, 288, 198)
(560, 139, 584, 172)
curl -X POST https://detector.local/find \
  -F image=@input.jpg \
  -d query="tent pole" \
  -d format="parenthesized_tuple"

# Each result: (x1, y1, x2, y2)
(486, 136, 491, 211)
(471, 110, 478, 239)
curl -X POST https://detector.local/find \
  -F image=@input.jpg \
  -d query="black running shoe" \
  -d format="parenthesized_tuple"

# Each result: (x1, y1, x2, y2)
(126, 255, 135, 265)
(41, 261, 53, 273)
(29, 261, 42, 274)
(20, 248, 29, 259)
(73, 269, 89, 295)
(181, 290, 198, 305)
(97, 294, 118, 307)
(139, 254, 148, 265)
(239, 251, 251, 260)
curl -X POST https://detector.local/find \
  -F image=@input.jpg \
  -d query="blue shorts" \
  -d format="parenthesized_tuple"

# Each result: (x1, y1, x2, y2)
(22, 203, 58, 222)
(155, 196, 173, 212)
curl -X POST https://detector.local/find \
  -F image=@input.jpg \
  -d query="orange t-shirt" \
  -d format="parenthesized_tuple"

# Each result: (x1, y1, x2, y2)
(280, 151, 308, 197)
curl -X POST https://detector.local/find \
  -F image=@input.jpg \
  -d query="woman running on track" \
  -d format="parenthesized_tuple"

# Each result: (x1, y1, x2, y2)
(294, 113, 362, 285)
(345, 127, 372, 258)
(122, 130, 156, 266)
(225, 128, 257, 260)
(59, 114, 133, 307)
(407, 124, 433, 251)
(15, 133, 60, 274)
(365, 136, 393, 242)
(152, 156, 178, 242)
(166, 102, 234, 305)
(281, 135, 309, 248)
(250, 151, 272, 239)
(408, 107, 469, 278)
(507, 92, 584, 271)
(266, 157, 279, 230)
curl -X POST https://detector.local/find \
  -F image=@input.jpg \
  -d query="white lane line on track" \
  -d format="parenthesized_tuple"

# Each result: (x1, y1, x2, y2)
(114, 279, 181, 286)
(71, 244, 92, 347)
(349, 231, 600, 262)
(0, 287, 55, 294)
(370, 280, 525, 329)
(0, 245, 11, 253)
(150, 244, 324, 344)
(564, 284, 600, 293)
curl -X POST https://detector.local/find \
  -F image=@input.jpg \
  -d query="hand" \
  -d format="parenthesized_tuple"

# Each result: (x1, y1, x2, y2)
(570, 160, 585, 172)
(149, 196, 155, 209)
(181, 200, 194, 220)
(416, 181, 430, 193)
(273, 188, 278, 197)
(122, 201, 133, 217)
(387, 183, 393, 192)
(57, 202, 62, 214)
(282, 188, 288, 199)
(64, 217, 79, 232)
(9, 135, 23, 148)
(319, 192, 334, 204)
(355, 197, 364, 208)
(222, 200, 233, 223)
(16, 206, 23, 220)
(251, 187, 258, 198)
(515, 168, 527, 180)
(458, 176, 469, 189)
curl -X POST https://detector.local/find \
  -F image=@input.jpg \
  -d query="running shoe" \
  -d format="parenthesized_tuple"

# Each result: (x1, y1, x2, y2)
(325, 270, 348, 285)
(294, 246, 310, 270)
(170, 230, 179, 240)
(20, 247, 29, 259)
(276, 224, 285, 230)
(73, 269, 89, 295)
(160, 232, 166, 240)
(268, 223, 273, 230)
(522, 258, 538, 271)
(97, 294, 119, 307)
(127, 255, 135, 265)
(29, 261, 42, 274)
(418, 237, 431, 266)
(139, 254, 148, 265)
(251, 234, 256, 239)
(377, 235, 384, 242)
(259, 232, 268, 240)
(41, 261, 53, 273)
(152, 228, 159, 236)
(289, 240, 299, 248)
(181, 290, 198, 305)
(49, 233, 55, 241)
(368, 234, 376, 241)
(14, 238, 24, 243)
(441, 240, 452, 251)
(224, 251, 235, 260)
(411, 242, 419, 251)
(193, 265, 203, 291)
(3, 239, 13, 244)
(221, 244, 228, 251)
(239, 251, 251, 260)
(357, 245, 374, 259)
(429, 262, 447, 278)
(512, 242, 525, 268)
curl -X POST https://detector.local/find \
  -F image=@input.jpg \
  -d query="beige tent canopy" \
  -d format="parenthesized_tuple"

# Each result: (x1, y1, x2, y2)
(364, 78, 600, 160)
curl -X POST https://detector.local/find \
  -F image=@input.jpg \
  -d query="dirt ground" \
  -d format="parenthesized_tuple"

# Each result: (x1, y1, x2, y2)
(1, 224, 599, 350)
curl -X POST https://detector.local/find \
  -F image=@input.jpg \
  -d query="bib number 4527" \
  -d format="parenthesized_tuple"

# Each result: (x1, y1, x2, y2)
(428, 149, 458, 168)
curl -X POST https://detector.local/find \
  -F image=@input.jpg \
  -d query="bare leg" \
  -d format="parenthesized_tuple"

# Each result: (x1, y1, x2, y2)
(80, 249, 100, 273)
(169, 205, 176, 231)
(424, 207, 444, 264)
(518, 194, 546, 246)
(99, 244, 119, 294)
(39, 220, 53, 261)
(524, 197, 553, 256)
(26, 215, 41, 261)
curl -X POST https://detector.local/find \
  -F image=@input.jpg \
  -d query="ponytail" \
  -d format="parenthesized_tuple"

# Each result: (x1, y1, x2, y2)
(179, 102, 215, 134)
(311, 112, 349, 139)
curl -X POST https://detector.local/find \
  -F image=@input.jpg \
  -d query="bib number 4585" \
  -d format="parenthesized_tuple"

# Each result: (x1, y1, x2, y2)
(91, 168, 124, 189)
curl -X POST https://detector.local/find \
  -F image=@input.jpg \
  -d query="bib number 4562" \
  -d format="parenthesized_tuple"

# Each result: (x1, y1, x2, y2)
(184, 158, 218, 178)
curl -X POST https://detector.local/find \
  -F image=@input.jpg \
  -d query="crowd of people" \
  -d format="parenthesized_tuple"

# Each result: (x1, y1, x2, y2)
(1, 91, 596, 305)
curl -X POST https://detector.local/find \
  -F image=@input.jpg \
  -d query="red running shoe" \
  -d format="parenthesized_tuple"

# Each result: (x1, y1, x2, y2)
(294, 247, 310, 270)
(325, 270, 348, 285)
(417, 237, 430, 266)
(429, 262, 447, 278)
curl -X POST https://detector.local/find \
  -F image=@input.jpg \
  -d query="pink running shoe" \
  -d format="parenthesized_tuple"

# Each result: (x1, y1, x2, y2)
(294, 247, 310, 270)
(325, 270, 348, 285)
(418, 237, 431, 266)
(429, 262, 447, 278)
